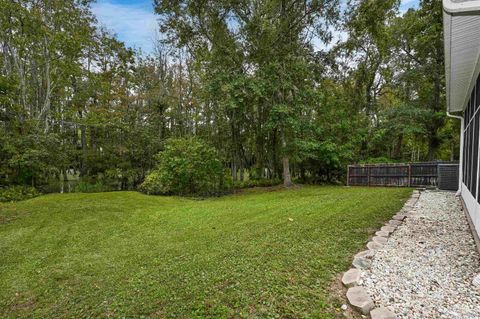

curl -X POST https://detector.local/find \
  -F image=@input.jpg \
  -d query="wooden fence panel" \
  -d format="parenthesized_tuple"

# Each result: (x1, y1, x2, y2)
(347, 162, 442, 187)
(410, 163, 438, 187)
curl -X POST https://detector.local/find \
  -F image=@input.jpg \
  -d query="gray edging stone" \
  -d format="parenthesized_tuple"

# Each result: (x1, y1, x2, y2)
(393, 214, 407, 221)
(342, 268, 361, 288)
(353, 257, 371, 269)
(355, 250, 374, 259)
(367, 241, 383, 251)
(381, 226, 395, 233)
(346, 286, 374, 315)
(389, 219, 402, 227)
(373, 236, 388, 245)
(375, 230, 390, 237)
(370, 307, 398, 319)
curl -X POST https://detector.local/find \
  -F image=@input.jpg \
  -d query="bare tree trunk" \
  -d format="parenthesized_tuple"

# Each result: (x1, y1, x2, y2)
(232, 160, 237, 181)
(11, 49, 27, 114)
(239, 159, 244, 181)
(60, 170, 64, 194)
(281, 133, 293, 187)
(282, 156, 292, 187)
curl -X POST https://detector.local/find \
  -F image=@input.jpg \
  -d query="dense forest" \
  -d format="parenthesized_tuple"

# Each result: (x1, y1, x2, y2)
(0, 0, 458, 193)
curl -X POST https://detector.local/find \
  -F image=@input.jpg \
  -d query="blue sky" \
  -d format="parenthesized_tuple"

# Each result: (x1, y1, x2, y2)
(399, 0, 420, 13)
(91, 0, 420, 55)
(91, 0, 158, 54)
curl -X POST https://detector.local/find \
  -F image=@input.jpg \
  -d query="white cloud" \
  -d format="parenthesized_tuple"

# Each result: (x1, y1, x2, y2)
(91, 1, 158, 54)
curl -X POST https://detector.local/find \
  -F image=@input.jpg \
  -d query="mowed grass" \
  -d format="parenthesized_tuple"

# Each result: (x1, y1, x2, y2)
(0, 186, 411, 318)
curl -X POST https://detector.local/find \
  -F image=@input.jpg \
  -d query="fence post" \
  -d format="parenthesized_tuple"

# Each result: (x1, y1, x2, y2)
(367, 165, 371, 186)
(408, 163, 412, 187)
(347, 165, 350, 186)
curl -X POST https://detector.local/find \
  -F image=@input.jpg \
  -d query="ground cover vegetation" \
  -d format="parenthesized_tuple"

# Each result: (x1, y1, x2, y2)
(0, 0, 454, 195)
(0, 186, 412, 318)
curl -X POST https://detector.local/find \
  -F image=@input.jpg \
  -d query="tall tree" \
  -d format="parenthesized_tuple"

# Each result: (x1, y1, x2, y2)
(391, 0, 446, 160)
(154, 0, 339, 186)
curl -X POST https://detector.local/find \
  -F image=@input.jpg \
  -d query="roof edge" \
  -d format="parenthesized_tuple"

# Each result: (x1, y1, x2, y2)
(443, 0, 480, 112)
(443, 0, 480, 15)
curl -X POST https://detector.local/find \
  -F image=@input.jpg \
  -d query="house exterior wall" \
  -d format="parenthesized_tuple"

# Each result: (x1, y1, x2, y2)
(461, 72, 480, 237)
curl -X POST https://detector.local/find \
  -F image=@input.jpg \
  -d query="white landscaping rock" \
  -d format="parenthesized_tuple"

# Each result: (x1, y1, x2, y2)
(362, 191, 480, 319)
(473, 274, 480, 287)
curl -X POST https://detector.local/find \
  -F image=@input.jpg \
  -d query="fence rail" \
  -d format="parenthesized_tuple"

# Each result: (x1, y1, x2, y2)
(347, 162, 458, 188)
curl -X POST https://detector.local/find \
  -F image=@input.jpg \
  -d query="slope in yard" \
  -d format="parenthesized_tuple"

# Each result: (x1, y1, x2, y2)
(0, 186, 411, 318)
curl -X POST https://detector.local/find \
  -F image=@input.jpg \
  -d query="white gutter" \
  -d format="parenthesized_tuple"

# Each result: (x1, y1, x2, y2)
(447, 111, 464, 196)
(443, 0, 480, 15)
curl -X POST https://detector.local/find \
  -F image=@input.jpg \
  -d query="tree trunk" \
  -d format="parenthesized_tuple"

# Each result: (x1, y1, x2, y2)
(232, 159, 237, 181)
(281, 133, 293, 187)
(239, 159, 244, 181)
(282, 156, 292, 187)
(80, 111, 87, 177)
(427, 131, 438, 161)
(300, 164, 306, 182)
(394, 134, 403, 160)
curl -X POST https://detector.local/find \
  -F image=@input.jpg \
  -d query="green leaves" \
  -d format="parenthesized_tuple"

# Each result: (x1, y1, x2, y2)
(0, 185, 39, 202)
(140, 137, 226, 196)
(0, 0, 456, 192)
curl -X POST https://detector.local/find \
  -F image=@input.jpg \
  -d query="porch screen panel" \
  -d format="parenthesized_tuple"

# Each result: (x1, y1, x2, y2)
(464, 128, 468, 187)
(464, 93, 473, 190)
(466, 98, 472, 190)
(477, 74, 480, 113)
(464, 118, 468, 187)
(470, 100, 474, 192)
(472, 111, 479, 197)
(471, 110, 475, 192)
(464, 72, 480, 198)
(468, 122, 473, 190)
(474, 76, 480, 203)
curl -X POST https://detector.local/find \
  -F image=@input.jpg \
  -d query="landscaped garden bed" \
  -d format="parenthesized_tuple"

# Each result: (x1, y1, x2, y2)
(0, 186, 411, 318)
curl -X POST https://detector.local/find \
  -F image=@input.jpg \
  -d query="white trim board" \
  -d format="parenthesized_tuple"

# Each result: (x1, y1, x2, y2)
(461, 183, 480, 237)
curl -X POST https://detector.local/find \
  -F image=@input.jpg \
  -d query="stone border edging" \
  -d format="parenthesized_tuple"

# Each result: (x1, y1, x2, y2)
(341, 189, 422, 318)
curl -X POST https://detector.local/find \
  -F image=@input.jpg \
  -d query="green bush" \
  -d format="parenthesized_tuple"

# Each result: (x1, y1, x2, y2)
(0, 185, 40, 202)
(139, 137, 226, 196)
(360, 157, 397, 164)
(139, 170, 164, 194)
(233, 178, 282, 189)
(73, 181, 114, 193)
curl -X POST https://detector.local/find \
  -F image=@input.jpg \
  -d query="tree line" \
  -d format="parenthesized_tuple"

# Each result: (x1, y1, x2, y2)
(0, 0, 457, 192)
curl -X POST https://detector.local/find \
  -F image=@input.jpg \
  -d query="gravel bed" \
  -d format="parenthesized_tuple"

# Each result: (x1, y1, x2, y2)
(362, 190, 480, 319)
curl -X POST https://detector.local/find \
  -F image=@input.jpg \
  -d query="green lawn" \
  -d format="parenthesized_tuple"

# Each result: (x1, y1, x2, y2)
(0, 186, 411, 318)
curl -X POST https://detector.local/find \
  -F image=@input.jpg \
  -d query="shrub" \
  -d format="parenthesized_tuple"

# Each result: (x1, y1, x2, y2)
(360, 157, 397, 164)
(139, 170, 164, 194)
(73, 180, 114, 193)
(233, 178, 282, 189)
(140, 137, 226, 196)
(0, 185, 40, 202)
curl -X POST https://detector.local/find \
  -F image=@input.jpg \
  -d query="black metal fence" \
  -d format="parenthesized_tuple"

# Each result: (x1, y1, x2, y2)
(347, 162, 458, 188)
